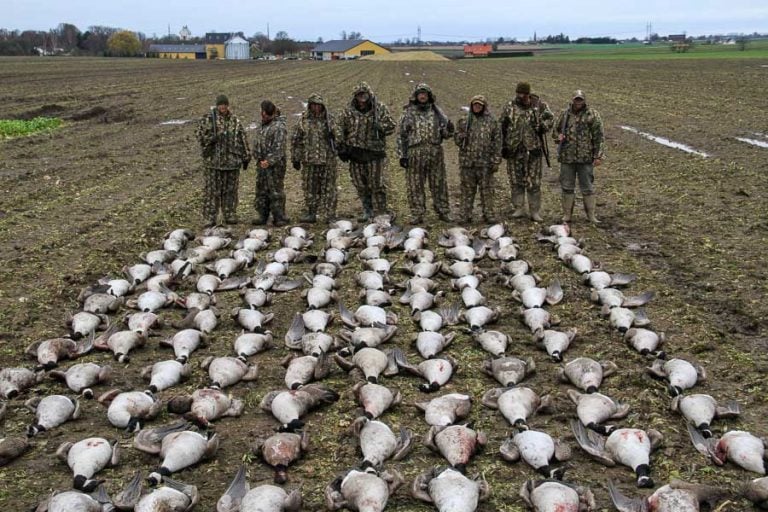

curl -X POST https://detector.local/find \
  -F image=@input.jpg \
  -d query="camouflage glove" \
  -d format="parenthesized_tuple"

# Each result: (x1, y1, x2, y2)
(501, 147, 513, 159)
(292, 160, 301, 171)
(242, 160, 249, 170)
(446, 119, 455, 133)
(337, 144, 350, 163)
(399, 157, 409, 169)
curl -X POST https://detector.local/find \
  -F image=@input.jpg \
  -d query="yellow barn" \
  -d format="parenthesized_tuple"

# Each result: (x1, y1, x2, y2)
(148, 44, 206, 59)
(311, 40, 390, 60)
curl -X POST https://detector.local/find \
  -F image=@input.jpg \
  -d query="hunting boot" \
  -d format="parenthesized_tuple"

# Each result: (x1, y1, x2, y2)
(583, 194, 601, 224)
(510, 189, 527, 218)
(528, 191, 544, 222)
(561, 192, 575, 223)
(438, 211, 454, 223)
(299, 203, 317, 224)
(203, 215, 217, 228)
(358, 197, 373, 222)
(252, 206, 269, 226)
(273, 208, 291, 227)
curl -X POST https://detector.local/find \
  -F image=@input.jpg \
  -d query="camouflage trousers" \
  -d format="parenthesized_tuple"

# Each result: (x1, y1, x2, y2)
(349, 159, 388, 214)
(460, 165, 497, 220)
(254, 163, 287, 219)
(302, 162, 338, 220)
(405, 145, 451, 218)
(203, 167, 240, 222)
(506, 150, 543, 194)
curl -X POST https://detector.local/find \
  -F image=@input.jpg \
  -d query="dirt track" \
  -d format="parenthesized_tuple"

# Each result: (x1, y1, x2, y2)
(0, 57, 767, 510)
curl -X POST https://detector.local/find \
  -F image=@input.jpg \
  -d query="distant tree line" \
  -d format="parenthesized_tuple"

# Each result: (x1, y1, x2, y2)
(0, 23, 149, 56)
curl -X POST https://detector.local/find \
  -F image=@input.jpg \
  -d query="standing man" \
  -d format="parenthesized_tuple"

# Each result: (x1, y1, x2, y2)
(291, 93, 338, 223)
(397, 83, 455, 224)
(251, 100, 290, 226)
(553, 90, 605, 224)
(453, 95, 502, 223)
(195, 94, 250, 227)
(337, 82, 396, 222)
(500, 82, 554, 222)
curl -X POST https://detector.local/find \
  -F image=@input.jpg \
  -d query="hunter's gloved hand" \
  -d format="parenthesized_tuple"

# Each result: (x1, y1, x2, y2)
(292, 160, 301, 171)
(242, 160, 249, 170)
(446, 120, 455, 133)
(399, 157, 409, 169)
(336, 144, 350, 162)
(537, 125, 549, 135)
(501, 147, 513, 159)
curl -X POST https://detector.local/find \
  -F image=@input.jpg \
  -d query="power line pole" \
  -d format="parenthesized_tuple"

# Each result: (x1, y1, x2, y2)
(267, 23, 270, 40)
(417, 25, 421, 45)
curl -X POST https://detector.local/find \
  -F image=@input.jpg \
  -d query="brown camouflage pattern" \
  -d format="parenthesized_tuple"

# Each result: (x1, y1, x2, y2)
(252, 116, 288, 219)
(202, 168, 239, 222)
(460, 165, 497, 221)
(404, 145, 451, 219)
(349, 159, 388, 215)
(195, 109, 250, 170)
(553, 105, 605, 164)
(301, 163, 338, 220)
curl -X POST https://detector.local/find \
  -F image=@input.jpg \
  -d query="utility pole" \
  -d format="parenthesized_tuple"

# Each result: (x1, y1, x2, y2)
(267, 23, 270, 40)
(417, 25, 421, 45)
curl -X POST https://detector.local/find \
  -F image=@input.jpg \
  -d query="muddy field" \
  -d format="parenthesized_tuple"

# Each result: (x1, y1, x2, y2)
(1, 56, 767, 511)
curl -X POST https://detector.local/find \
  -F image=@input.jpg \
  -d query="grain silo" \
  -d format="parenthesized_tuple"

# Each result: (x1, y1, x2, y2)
(225, 35, 250, 60)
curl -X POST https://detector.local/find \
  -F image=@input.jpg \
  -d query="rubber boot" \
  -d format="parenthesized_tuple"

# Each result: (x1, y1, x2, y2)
(251, 207, 269, 226)
(299, 204, 316, 223)
(528, 191, 544, 222)
(203, 218, 216, 228)
(561, 192, 575, 223)
(358, 197, 373, 222)
(583, 194, 601, 224)
(510, 190, 527, 218)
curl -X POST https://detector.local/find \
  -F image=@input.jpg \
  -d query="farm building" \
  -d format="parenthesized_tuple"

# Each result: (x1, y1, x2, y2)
(464, 44, 492, 57)
(205, 32, 246, 59)
(148, 44, 206, 59)
(311, 40, 390, 60)
(225, 35, 249, 60)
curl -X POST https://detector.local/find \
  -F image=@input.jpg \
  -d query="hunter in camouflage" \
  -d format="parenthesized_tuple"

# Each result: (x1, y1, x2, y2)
(195, 94, 251, 226)
(291, 93, 338, 223)
(251, 100, 290, 226)
(500, 82, 554, 222)
(454, 95, 502, 223)
(553, 89, 605, 224)
(337, 82, 396, 221)
(397, 83, 455, 224)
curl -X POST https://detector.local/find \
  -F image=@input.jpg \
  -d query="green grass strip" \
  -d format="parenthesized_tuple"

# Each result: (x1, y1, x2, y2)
(0, 117, 63, 138)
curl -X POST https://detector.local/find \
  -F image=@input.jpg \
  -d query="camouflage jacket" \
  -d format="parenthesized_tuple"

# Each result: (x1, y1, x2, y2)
(338, 83, 396, 157)
(252, 116, 287, 167)
(454, 107, 502, 168)
(553, 105, 605, 164)
(195, 109, 251, 170)
(500, 98, 554, 154)
(291, 111, 336, 165)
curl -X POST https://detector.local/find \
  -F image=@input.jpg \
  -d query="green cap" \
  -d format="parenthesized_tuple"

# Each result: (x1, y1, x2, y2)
(515, 82, 531, 94)
(215, 94, 229, 106)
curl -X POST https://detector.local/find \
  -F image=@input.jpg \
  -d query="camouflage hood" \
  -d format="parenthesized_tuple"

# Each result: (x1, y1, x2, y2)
(469, 94, 490, 115)
(351, 82, 376, 109)
(306, 93, 327, 115)
(408, 83, 436, 105)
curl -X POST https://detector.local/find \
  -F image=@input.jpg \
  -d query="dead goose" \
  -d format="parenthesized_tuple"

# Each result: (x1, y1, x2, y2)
(445, 244, 479, 262)
(687, 424, 766, 474)
(238, 237, 269, 252)
(335, 347, 398, 384)
(83, 292, 124, 314)
(232, 307, 274, 333)
(248, 227, 270, 240)
(134, 422, 219, 485)
(481, 222, 506, 241)
(301, 309, 333, 332)
(201, 356, 258, 389)
(283, 235, 313, 251)
(404, 237, 427, 252)
(745, 477, 768, 509)
(403, 276, 438, 293)
(167, 388, 244, 428)
(405, 261, 442, 279)
(558, 357, 617, 393)
(565, 253, 595, 274)
(232, 248, 256, 267)
(94, 325, 146, 363)
(56, 437, 118, 491)
(608, 479, 726, 512)
(304, 286, 338, 309)
(98, 389, 163, 431)
(604, 307, 651, 333)
(402, 290, 443, 316)
(357, 270, 385, 290)
(349, 416, 413, 468)
(567, 389, 629, 435)
(354, 381, 401, 419)
(129, 286, 183, 313)
(483, 356, 535, 387)
(557, 242, 582, 262)
(304, 272, 336, 291)
(197, 235, 231, 250)
(415, 331, 455, 359)
(49, 363, 112, 398)
(124, 263, 153, 285)
(393, 349, 456, 392)
(406, 249, 435, 264)
(583, 270, 636, 290)
(117, 474, 199, 512)
(461, 306, 500, 331)
(671, 394, 740, 438)
(461, 286, 485, 308)
(412, 466, 489, 512)
(572, 420, 662, 487)
(500, 259, 535, 277)
(592, 288, 654, 310)
(325, 467, 404, 512)
(520, 307, 558, 334)
(513, 280, 563, 309)
(500, 429, 571, 479)
(646, 358, 706, 396)
(206, 257, 245, 279)
(125, 311, 163, 336)
(66, 311, 108, 340)
(254, 430, 309, 484)
(234, 331, 273, 359)
(340, 304, 398, 328)
(505, 273, 540, 293)
(339, 324, 398, 350)
(141, 360, 191, 394)
(285, 318, 338, 357)
(438, 227, 473, 247)
(183, 291, 215, 310)
(360, 289, 393, 307)
(482, 387, 552, 429)
(416, 393, 472, 426)
(282, 353, 331, 390)
(34, 485, 112, 512)
(26, 335, 93, 370)
(324, 248, 348, 265)
(624, 328, 665, 359)
(217, 466, 302, 512)
(260, 383, 340, 432)
(173, 307, 219, 334)
(424, 423, 486, 472)
(313, 261, 342, 278)
(488, 238, 520, 261)
(519, 479, 595, 512)
(442, 261, 479, 278)
(0, 437, 29, 466)
(534, 328, 576, 362)
(0, 367, 44, 399)
(472, 330, 508, 357)
(364, 258, 392, 275)
(160, 329, 207, 363)
(26, 395, 80, 436)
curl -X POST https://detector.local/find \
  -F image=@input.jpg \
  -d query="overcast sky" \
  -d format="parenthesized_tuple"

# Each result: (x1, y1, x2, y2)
(5, 0, 767, 40)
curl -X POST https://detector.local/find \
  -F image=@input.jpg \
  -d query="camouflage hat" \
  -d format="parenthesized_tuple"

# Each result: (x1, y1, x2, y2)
(308, 93, 325, 106)
(572, 90, 586, 100)
(353, 82, 373, 96)
(215, 94, 229, 106)
(470, 94, 487, 106)
(515, 82, 531, 94)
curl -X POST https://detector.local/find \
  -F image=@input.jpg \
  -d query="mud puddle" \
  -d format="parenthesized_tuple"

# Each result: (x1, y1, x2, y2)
(736, 137, 768, 149)
(159, 119, 192, 126)
(619, 125, 710, 157)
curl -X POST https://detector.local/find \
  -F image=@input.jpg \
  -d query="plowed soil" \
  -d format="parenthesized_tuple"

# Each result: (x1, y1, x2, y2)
(0, 57, 767, 511)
